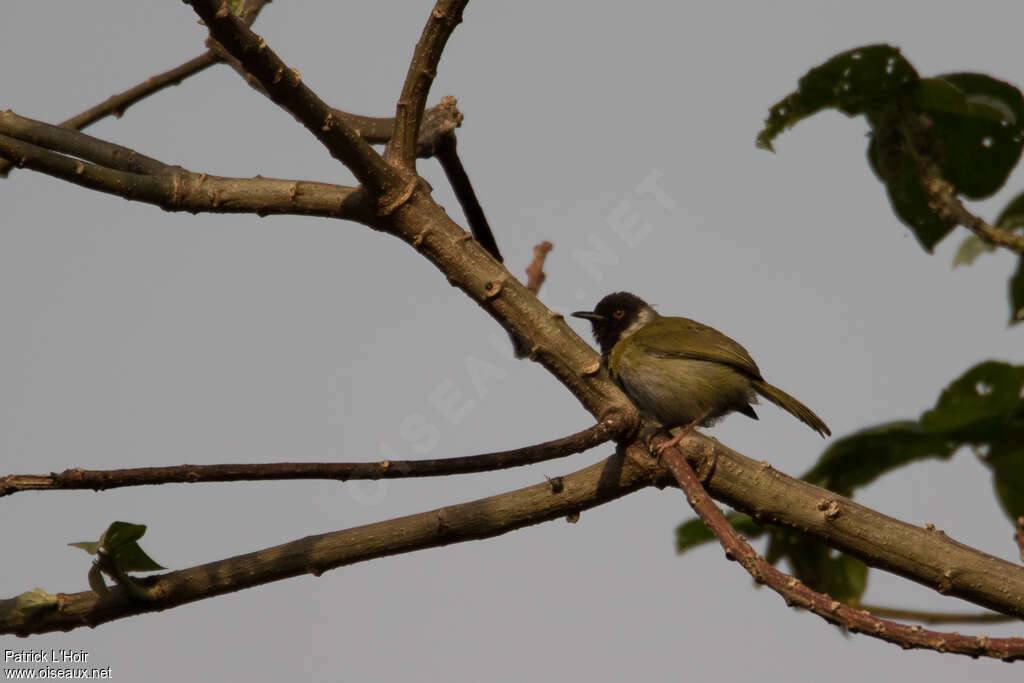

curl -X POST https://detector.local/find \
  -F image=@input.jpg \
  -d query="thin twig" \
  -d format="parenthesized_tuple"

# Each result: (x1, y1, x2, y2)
(654, 432, 1024, 661)
(525, 241, 554, 294)
(0, 1, 274, 179)
(853, 602, 1014, 625)
(186, 0, 396, 200)
(387, 0, 468, 169)
(435, 132, 501, 260)
(901, 119, 1024, 254)
(0, 423, 615, 496)
(0, 450, 658, 635)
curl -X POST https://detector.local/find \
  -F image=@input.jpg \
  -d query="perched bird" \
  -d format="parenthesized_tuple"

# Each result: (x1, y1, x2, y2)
(572, 292, 830, 443)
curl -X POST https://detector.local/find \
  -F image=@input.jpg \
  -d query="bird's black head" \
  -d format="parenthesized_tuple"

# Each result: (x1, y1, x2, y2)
(572, 291, 657, 356)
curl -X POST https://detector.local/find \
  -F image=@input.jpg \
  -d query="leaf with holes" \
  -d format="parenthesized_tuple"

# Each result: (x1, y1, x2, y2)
(867, 111, 957, 251)
(914, 73, 1024, 199)
(920, 361, 1024, 439)
(757, 44, 918, 151)
(801, 421, 957, 498)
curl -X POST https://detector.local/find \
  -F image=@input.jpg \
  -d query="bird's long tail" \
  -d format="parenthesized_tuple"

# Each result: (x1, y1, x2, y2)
(752, 380, 831, 438)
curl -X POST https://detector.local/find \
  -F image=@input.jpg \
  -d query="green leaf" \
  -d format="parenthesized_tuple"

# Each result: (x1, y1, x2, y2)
(996, 190, 1024, 230)
(801, 421, 957, 498)
(100, 521, 147, 551)
(111, 541, 165, 572)
(914, 74, 1024, 199)
(766, 530, 868, 603)
(1011, 255, 1024, 324)
(920, 361, 1024, 439)
(757, 44, 918, 150)
(988, 439, 1024, 521)
(952, 234, 996, 267)
(867, 114, 957, 251)
(15, 588, 59, 615)
(676, 512, 764, 554)
(802, 361, 1024, 527)
(68, 540, 101, 555)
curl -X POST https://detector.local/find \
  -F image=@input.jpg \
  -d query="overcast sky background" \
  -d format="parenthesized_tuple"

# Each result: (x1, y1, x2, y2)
(3, 1, 1024, 681)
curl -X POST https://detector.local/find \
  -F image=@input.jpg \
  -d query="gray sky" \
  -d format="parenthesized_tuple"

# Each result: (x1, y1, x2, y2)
(3, 1, 1023, 681)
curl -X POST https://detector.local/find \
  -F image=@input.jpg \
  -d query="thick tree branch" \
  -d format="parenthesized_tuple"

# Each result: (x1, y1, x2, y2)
(0, 450, 659, 636)
(1, 110, 176, 175)
(661, 432, 1024, 619)
(0, 133, 368, 222)
(185, 0, 398, 201)
(387, 0, 467, 169)
(657, 434, 1024, 660)
(0, 423, 614, 495)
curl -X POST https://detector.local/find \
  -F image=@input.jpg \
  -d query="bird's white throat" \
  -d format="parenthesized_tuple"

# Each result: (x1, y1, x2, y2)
(619, 305, 658, 341)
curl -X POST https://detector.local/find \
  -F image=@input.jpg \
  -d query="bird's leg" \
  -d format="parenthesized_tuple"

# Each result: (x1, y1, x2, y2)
(653, 408, 712, 456)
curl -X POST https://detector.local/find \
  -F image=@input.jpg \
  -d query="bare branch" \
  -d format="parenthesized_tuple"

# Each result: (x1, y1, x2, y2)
(185, 0, 397, 201)
(0, 450, 657, 636)
(387, 0, 468, 169)
(656, 433, 1024, 661)
(1, 110, 170, 175)
(0, 133, 368, 222)
(0, 423, 615, 496)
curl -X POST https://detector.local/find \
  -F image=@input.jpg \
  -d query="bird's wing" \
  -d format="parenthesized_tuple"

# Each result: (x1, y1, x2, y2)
(631, 317, 763, 378)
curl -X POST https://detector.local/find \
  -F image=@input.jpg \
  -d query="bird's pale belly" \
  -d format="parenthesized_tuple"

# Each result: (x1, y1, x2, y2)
(613, 354, 755, 427)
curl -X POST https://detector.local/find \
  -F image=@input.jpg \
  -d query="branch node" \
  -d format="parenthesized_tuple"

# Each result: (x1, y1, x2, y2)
(580, 359, 601, 377)
(412, 228, 432, 249)
(483, 276, 506, 300)
(377, 177, 417, 216)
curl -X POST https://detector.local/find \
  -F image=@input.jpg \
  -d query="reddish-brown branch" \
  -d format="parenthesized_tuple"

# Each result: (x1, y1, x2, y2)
(525, 241, 554, 294)
(654, 432, 1024, 661)
(185, 0, 397, 200)
(0, 423, 615, 496)
(387, 0, 468, 169)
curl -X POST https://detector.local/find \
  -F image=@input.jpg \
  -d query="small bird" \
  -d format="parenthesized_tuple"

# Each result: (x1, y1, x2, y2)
(572, 292, 830, 444)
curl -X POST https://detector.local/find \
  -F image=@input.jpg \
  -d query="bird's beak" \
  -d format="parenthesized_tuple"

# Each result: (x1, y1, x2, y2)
(571, 310, 604, 321)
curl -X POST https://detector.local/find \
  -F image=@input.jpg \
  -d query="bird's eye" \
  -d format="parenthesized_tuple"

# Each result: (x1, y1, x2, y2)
(613, 309, 625, 319)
